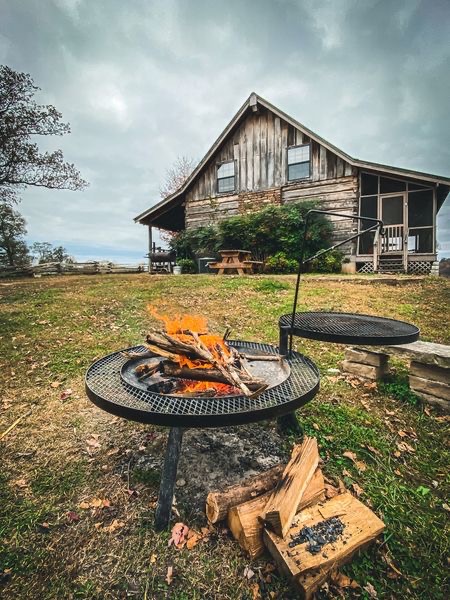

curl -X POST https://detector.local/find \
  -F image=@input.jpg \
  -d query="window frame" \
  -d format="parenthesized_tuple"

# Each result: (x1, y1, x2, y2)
(216, 159, 236, 194)
(287, 143, 311, 182)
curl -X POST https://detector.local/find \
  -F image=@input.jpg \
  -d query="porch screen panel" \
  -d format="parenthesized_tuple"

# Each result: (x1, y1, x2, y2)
(408, 228, 433, 253)
(359, 196, 377, 254)
(380, 177, 406, 194)
(408, 189, 433, 253)
(361, 173, 378, 196)
(408, 190, 433, 227)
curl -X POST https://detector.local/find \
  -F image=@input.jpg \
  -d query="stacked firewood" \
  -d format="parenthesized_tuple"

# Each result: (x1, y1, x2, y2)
(206, 437, 385, 599)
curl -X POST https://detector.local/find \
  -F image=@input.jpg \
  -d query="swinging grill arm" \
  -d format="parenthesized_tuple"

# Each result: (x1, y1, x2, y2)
(288, 210, 383, 353)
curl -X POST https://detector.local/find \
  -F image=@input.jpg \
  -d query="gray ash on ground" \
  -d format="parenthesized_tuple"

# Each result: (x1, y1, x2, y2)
(130, 423, 290, 522)
(288, 517, 345, 554)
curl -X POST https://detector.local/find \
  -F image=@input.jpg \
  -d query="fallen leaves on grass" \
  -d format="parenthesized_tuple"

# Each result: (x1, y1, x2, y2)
(330, 570, 360, 589)
(243, 566, 255, 580)
(150, 553, 157, 564)
(12, 478, 28, 488)
(86, 434, 101, 454)
(343, 451, 367, 472)
(363, 582, 378, 598)
(60, 388, 73, 401)
(382, 551, 403, 579)
(168, 522, 211, 550)
(66, 511, 80, 523)
(79, 497, 111, 509)
(165, 566, 173, 585)
(365, 444, 381, 456)
(50, 381, 62, 388)
(351, 482, 364, 497)
(169, 522, 189, 548)
(396, 441, 416, 454)
(102, 519, 125, 533)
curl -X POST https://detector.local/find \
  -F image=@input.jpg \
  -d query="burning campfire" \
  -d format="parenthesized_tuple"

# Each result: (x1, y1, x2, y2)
(124, 309, 282, 398)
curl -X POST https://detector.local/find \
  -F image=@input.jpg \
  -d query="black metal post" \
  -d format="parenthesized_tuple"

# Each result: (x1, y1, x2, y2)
(277, 326, 303, 436)
(154, 427, 184, 531)
(279, 326, 289, 355)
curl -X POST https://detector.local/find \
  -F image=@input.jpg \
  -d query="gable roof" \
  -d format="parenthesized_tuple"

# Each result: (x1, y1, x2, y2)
(135, 92, 450, 225)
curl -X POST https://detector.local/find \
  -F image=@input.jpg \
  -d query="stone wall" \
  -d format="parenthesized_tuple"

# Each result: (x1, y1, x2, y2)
(185, 188, 282, 229)
(239, 188, 282, 215)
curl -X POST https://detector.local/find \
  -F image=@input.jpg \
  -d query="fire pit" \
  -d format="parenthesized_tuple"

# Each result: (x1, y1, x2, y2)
(85, 341, 319, 428)
(85, 339, 319, 529)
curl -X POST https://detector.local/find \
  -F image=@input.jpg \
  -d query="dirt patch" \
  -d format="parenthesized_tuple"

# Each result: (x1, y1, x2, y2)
(133, 423, 290, 521)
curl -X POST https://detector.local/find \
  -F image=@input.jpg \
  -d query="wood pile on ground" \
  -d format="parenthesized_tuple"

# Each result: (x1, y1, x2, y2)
(206, 436, 385, 599)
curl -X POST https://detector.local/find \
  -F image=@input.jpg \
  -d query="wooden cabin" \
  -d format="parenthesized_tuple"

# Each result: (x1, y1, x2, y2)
(135, 93, 450, 274)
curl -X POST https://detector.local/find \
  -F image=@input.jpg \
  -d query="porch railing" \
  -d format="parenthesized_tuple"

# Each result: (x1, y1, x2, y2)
(381, 225, 404, 253)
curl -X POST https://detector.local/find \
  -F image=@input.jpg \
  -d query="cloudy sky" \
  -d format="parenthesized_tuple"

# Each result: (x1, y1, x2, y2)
(1, 0, 449, 262)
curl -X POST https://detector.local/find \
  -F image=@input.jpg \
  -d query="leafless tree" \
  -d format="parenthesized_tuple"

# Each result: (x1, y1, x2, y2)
(159, 155, 196, 199)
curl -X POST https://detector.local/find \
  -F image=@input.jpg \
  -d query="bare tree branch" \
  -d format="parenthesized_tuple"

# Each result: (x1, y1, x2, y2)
(159, 155, 196, 199)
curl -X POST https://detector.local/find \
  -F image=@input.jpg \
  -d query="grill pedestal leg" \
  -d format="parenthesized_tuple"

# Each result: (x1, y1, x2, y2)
(154, 427, 184, 531)
(277, 327, 303, 436)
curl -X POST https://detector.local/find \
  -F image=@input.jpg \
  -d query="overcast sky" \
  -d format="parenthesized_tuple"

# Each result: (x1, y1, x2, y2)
(1, 0, 449, 262)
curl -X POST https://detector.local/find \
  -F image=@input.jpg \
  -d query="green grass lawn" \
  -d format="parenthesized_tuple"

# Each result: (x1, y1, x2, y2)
(0, 274, 449, 599)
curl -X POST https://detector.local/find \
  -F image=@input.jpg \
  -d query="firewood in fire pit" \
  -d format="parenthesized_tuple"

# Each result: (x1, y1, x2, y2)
(161, 362, 265, 391)
(142, 326, 265, 397)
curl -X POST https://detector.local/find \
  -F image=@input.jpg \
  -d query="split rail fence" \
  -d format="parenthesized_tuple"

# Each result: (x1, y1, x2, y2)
(0, 262, 148, 279)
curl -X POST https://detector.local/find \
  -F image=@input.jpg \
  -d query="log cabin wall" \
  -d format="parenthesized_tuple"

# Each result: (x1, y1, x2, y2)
(184, 106, 358, 253)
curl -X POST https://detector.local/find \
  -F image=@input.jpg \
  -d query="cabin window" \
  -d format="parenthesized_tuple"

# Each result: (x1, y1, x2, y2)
(287, 144, 310, 181)
(217, 161, 235, 193)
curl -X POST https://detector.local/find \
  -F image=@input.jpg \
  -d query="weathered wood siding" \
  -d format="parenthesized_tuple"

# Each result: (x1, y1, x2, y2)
(185, 106, 357, 250)
(282, 176, 359, 251)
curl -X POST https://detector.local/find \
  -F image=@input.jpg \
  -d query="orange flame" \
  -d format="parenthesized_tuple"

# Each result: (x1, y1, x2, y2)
(149, 307, 234, 394)
(176, 379, 238, 396)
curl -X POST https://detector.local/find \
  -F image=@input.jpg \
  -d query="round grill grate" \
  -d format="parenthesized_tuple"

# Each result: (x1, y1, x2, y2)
(279, 311, 420, 345)
(85, 340, 319, 427)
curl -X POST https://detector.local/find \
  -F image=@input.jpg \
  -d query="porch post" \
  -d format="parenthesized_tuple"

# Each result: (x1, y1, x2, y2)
(373, 229, 379, 272)
(403, 194, 408, 273)
(148, 225, 153, 275)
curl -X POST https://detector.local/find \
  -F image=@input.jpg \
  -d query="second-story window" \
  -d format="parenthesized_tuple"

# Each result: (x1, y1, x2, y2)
(217, 160, 235, 193)
(287, 144, 310, 181)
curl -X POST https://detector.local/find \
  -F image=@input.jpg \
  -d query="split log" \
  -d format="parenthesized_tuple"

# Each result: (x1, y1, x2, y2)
(161, 362, 264, 391)
(206, 463, 285, 523)
(228, 469, 325, 559)
(189, 330, 252, 396)
(263, 492, 385, 599)
(262, 437, 319, 538)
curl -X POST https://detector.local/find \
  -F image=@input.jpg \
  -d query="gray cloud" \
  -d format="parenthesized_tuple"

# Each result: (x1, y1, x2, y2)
(1, 0, 449, 260)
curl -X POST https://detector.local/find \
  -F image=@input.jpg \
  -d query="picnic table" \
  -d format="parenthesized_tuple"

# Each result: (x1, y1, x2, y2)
(208, 249, 262, 275)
